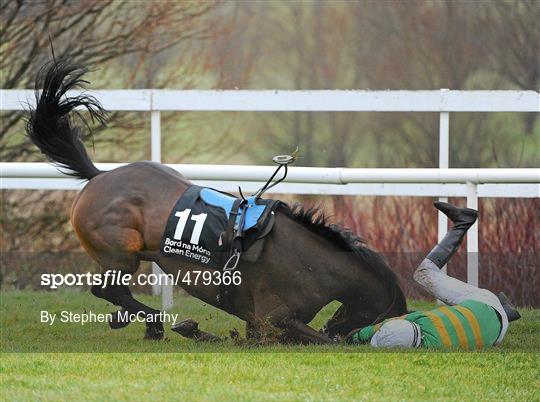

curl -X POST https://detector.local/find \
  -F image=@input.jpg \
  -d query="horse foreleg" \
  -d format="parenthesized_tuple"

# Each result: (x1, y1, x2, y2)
(261, 305, 335, 345)
(322, 304, 353, 338)
(280, 318, 335, 344)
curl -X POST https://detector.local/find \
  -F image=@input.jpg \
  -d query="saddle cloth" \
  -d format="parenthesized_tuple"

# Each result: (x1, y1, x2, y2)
(160, 185, 280, 269)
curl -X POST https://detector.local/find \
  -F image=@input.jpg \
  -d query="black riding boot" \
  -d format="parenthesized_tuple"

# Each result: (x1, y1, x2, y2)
(498, 292, 521, 322)
(426, 201, 478, 269)
(427, 202, 521, 322)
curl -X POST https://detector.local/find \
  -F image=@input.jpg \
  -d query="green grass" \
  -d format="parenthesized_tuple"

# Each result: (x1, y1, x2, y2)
(1, 290, 539, 401)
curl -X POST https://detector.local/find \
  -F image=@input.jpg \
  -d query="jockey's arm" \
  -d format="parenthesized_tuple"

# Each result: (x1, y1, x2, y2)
(347, 324, 379, 344)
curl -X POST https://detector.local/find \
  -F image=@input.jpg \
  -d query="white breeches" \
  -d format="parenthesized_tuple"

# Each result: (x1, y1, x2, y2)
(413, 259, 508, 344)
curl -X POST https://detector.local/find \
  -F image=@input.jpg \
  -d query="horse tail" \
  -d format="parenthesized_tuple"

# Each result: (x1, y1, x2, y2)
(26, 59, 107, 180)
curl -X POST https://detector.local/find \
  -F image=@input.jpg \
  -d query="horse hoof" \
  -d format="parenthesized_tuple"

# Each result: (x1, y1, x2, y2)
(144, 325, 164, 340)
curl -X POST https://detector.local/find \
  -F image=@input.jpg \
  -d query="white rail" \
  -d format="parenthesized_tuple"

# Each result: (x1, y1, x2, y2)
(2, 89, 539, 309)
(2, 164, 538, 198)
(2, 89, 539, 111)
(2, 163, 539, 184)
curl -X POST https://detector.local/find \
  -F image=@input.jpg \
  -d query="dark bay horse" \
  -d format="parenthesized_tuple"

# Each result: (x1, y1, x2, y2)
(26, 59, 407, 344)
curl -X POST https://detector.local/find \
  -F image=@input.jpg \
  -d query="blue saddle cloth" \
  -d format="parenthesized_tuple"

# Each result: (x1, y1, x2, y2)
(199, 188, 267, 231)
(160, 186, 280, 269)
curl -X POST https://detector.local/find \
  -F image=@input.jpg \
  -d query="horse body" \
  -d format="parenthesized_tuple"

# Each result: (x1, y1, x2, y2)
(27, 59, 407, 343)
(71, 161, 187, 273)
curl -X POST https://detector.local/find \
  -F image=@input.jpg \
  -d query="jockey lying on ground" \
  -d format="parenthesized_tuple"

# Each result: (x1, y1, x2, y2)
(346, 202, 521, 349)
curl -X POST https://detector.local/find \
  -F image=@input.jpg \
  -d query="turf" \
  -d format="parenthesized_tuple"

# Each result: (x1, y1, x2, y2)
(1, 290, 539, 401)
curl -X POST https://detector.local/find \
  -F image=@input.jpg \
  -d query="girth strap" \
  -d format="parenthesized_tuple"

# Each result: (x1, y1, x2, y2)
(219, 198, 245, 312)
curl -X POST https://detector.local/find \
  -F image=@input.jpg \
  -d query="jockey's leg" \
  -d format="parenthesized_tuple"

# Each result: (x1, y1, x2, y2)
(414, 259, 487, 306)
(426, 201, 478, 269)
(414, 202, 519, 322)
(414, 202, 480, 305)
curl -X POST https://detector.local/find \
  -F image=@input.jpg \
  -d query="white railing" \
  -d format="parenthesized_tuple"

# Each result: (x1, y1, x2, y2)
(2, 163, 539, 196)
(1, 89, 539, 310)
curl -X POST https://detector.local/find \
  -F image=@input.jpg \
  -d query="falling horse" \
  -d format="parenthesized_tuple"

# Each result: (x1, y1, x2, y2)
(26, 59, 407, 344)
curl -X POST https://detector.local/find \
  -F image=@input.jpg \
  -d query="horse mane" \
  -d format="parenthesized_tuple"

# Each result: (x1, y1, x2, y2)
(280, 203, 402, 289)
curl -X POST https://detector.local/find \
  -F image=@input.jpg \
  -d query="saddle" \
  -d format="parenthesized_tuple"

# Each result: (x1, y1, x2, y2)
(161, 186, 280, 268)
(199, 187, 278, 252)
(160, 186, 281, 312)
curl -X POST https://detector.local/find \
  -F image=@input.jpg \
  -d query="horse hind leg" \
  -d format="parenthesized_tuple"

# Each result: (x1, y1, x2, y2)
(72, 190, 166, 338)
(77, 224, 164, 339)
(101, 280, 164, 340)
(94, 258, 165, 340)
(92, 284, 129, 328)
(90, 280, 137, 330)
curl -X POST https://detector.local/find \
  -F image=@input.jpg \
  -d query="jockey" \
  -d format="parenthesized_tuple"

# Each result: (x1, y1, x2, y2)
(346, 202, 521, 349)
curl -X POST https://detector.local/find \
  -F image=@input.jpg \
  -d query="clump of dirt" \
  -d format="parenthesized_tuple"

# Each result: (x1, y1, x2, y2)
(230, 317, 285, 346)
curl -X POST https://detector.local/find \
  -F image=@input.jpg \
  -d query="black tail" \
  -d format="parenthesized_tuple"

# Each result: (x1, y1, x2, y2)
(26, 59, 107, 180)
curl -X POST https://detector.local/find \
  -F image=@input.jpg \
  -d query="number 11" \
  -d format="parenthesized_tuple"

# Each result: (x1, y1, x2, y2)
(173, 209, 207, 245)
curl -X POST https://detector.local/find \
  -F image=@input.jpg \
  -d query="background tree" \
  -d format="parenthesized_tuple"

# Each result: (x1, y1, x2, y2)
(481, 1, 539, 135)
(1, 0, 221, 161)
(208, 1, 538, 168)
(1, 0, 222, 257)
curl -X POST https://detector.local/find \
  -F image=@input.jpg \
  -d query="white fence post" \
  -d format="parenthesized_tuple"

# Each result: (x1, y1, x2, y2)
(150, 110, 162, 297)
(436, 103, 450, 305)
(150, 109, 174, 310)
(150, 109, 173, 310)
(467, 182, 479, 287)
(151, 109, 174, 311)
(161, 274, 174, 311)
(151, 111, 161, 163)
(438, 99, 450, 274)
(150, 110, 163, 296)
